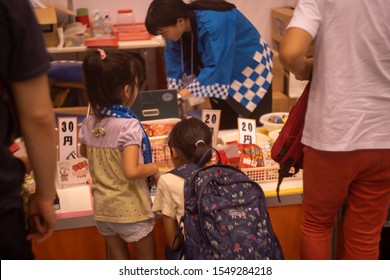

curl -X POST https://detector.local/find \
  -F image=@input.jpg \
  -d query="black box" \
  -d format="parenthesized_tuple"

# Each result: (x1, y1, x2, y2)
(131, 89, 179, 121)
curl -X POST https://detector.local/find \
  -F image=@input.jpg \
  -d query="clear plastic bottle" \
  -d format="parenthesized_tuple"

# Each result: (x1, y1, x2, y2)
(91, 9, 104, 38)
(102, 13, 113, 37)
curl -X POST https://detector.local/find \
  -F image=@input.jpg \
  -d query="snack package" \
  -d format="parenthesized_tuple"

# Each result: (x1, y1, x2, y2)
(219, 142, 266, 169)
(8, 141, 20, 153)
(262, 142, 278, 167)
(217, 142, 240, 167)
(239, 154, 256, 169)
(216, 148, 227, 164)
(238, 143, 264, 168)
(21, 173, 36, 214)
(142, 122, 175, 137)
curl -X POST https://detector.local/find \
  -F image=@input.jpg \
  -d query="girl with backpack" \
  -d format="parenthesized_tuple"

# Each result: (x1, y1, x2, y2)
(152, 117, 213, 256)
(153, 118, 284, 260)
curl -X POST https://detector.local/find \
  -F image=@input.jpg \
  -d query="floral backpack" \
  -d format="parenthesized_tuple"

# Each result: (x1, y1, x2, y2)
(170, 152, 284, 260)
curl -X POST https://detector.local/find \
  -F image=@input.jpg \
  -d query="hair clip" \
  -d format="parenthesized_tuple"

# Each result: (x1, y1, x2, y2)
(195, 140, 205, 147)
(97, 49, 106, 60)
(92, 127, 106, 137)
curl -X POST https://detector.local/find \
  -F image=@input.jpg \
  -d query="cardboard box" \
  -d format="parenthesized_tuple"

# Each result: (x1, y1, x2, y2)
(271, 7, 315, 57)
(283, 70, 309, 98)
(34, 7, 59, 47)
(272, 91, 290, 112)
(289, 97, 298, 108)
(271, 48, 284, 92)
(271, 7, 294, 44)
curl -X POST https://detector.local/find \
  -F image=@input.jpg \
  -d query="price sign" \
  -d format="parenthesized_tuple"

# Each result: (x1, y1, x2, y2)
(57, 157, 92, 189)
(58, 117, 78, 161)
(201, 109, 221, 146)
(237, 118, 257, 144)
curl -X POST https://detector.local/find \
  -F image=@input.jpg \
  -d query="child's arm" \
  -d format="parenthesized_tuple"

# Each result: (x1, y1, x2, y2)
(79, 143, 87, 158)
(123, 145, 159, 180)
(162, 215, 182, 250)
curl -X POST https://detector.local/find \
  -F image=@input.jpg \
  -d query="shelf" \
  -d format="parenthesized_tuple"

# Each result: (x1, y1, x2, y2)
(47, 37, 165, 54)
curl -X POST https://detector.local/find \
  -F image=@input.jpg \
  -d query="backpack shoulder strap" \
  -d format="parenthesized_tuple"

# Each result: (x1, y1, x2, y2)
(170, 148, 221, 179)
(169, 162, 199, 179)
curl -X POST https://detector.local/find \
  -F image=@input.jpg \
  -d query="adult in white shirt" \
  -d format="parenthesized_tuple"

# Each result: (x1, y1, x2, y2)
(280, 0, 390, 259)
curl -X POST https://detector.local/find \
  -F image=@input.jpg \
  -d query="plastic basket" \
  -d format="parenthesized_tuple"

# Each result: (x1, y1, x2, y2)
(214, 147, 301, 184)
(242, 166, 302, 184)
(142, 118, 181, 163)
(149, 135, 169, 163)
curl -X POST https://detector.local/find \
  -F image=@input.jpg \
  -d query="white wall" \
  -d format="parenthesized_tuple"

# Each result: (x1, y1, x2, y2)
(53, 0, 298, 44)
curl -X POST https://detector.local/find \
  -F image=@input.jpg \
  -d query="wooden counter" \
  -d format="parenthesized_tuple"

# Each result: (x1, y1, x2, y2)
(33, 219, 167, 260)
(33, 180, 303, 260)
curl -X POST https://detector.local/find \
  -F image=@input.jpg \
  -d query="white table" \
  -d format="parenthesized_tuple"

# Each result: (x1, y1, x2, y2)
(47, 37, 165, 54)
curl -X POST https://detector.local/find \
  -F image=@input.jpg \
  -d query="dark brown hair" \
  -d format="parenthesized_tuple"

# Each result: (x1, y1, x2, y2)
(82, 49, 146, 116)
(168, 117, 212, 166)
(145, 0, 235, 34)
(145, 0, 235, 76)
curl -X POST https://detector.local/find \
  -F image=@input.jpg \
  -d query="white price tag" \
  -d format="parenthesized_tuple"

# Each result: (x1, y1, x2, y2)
(202, 109, 221, 146)
(237, 118, 257, 144)
(58, 117, 78, 161)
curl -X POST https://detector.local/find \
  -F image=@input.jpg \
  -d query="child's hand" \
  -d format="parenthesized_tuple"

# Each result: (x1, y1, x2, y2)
(149, 168, 160, 187)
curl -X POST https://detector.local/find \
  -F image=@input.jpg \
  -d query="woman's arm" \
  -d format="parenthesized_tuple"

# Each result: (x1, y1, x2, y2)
(122, 145, 159, 180)
(279, 27, 313, 81)
(13, 74, 57, 200)
(12, 74, 57, 243)
(165, 40, 184, 90)
(186, 12, 235, 97)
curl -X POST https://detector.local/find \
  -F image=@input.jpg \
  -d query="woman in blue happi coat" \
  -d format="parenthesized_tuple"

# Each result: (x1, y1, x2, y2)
(146, 0, 273, 129)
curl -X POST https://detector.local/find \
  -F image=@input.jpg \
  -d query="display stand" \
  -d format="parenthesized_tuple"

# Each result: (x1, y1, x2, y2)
(32, 176, 303, 260)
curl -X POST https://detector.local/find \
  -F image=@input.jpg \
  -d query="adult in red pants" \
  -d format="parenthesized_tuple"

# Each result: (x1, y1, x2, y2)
(303, 148, 390, 259)
(280, 0, 390, 259)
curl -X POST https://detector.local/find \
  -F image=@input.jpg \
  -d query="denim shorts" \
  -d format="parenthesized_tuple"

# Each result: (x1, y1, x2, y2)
(96, 219, 155, 243)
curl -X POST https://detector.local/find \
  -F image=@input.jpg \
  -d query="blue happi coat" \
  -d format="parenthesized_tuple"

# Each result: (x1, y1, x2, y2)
(165, 8, 273, 114)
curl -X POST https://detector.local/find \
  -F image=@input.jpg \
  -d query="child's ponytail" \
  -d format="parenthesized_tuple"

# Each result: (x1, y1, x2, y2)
(192, 139, 212, 166)
(167, 118, 212, 166)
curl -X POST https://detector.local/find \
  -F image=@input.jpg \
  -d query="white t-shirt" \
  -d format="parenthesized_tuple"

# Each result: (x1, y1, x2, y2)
(152, 173, 185, 224)
(288, 0, 390, 151)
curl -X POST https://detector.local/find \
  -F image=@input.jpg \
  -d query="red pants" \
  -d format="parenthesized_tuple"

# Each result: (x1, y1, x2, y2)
(301, 147, 390, 259)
